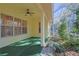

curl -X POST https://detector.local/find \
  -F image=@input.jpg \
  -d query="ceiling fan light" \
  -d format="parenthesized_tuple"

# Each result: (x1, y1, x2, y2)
(27, 11, 30, 14)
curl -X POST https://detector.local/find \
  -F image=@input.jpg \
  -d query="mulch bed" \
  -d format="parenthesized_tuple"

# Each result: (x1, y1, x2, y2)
(64, 51, 79, 56)
(56, 47, 79, 56)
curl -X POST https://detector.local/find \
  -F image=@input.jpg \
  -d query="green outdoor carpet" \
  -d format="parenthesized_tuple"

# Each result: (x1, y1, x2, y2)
(0, 37, 42, 56)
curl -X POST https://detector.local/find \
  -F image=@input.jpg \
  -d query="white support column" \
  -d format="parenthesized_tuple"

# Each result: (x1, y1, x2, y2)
(41, 13, 46, 47)
(21, 20, 22, 35)
(13, 17, 15, 36)
(0, 14, 1, 38)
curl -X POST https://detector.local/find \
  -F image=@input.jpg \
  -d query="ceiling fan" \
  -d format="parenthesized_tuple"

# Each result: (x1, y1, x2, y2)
(25, 9, 35, 16)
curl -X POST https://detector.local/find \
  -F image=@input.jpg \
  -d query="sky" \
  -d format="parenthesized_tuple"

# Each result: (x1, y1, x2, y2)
(52, 3, 64, 33)
(54, 3, 66, 18)
(54, 3, 64, 24)
(54, 3, 63, 13)
(53, 3, 77, 33)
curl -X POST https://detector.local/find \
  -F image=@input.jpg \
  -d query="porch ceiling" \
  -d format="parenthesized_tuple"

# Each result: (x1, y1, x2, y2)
(0, 3, 52, 21)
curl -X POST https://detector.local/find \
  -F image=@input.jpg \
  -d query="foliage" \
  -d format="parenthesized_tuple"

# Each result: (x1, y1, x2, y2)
(58, 19, 67, 40)
(73, 9, 79, 32)
(57, 7, 79, 53)
(48, 42, 65, 53)
(53, 42, 65, 53)
(74, 46, 79, 52)
(62, 38, 79, 52)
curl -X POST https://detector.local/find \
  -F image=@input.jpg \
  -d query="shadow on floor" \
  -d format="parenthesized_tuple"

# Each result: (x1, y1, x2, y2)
(0, 37, 42, 56)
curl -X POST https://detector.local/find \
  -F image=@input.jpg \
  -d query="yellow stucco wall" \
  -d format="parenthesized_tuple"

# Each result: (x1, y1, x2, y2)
(0, 4, 50, 38)
(0, 4, 50, 48)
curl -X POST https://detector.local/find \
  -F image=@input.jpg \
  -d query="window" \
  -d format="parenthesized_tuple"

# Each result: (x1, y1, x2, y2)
(39, 22, 41, 33)
(14, 18, 22, 35)
(14, 18, 27, 35)
(1, 26, 13, 37)
(1, 14, 13, 37)
(0, 14, 27, 37)
(22, 20, 27, 34)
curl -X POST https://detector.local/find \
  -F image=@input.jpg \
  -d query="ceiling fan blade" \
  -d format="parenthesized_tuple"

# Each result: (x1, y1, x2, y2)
(25, 13, 32, 16)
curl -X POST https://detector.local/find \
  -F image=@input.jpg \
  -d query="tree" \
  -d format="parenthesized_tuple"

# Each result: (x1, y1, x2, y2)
(73, 9, 79, 33)
(58, 18, 67, 40)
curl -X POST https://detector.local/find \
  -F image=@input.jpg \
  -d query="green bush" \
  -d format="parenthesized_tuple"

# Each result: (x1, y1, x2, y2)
(58, 19, 68, 41)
